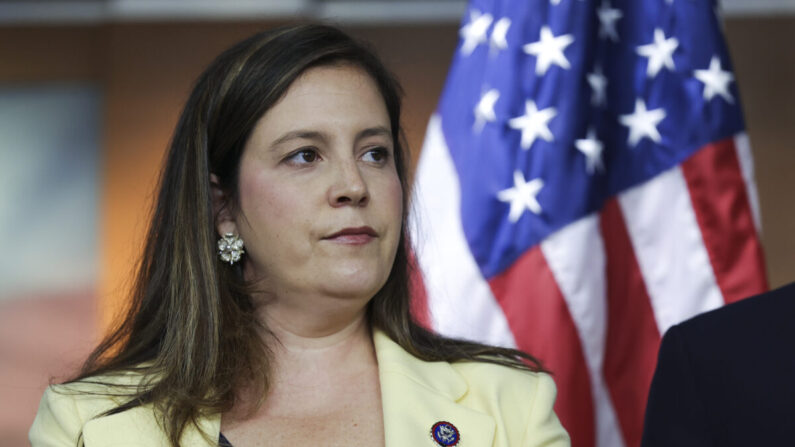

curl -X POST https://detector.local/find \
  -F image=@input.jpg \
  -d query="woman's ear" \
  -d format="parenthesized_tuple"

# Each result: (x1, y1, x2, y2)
(210, 173, 237, 236)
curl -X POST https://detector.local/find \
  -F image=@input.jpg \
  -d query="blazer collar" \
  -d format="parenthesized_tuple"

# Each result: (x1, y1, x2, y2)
(82, 404, 220, 446)
(79, 370, 222, 446)
(374, 330, 496, 447)
(82, 331, 495, 446)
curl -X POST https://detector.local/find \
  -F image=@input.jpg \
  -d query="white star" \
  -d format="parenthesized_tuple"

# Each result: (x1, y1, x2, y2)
(597, 0, 623, 42)
(490, 17, 511, 53)
(460, 10, 493, 56)
(474, 89, 500, 132)
(575, 128, 605, 174)
(523, 26, 575, 75)
(619, 98, 666, 147)
(637, 28, 679, 78)
(694, 56, 735, 103)
(587, 66, 608, 106)
(508, 100, 557, 150)
(551, 0, 562, 4)
(497, 171, 544, 222)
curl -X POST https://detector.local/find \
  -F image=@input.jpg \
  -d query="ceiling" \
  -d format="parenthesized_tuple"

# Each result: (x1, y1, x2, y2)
(0, 0, 791, 25)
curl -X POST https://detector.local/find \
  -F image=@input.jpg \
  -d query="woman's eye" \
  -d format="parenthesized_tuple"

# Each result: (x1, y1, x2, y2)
(285, 149, 319, 164)
(362, 147, 389, 163)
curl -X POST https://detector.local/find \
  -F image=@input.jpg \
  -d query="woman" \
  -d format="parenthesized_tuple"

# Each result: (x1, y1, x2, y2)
(29, 24, 570, 447)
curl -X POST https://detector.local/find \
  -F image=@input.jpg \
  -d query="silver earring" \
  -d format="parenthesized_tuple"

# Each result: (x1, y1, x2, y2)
(218, 233, 245, 264)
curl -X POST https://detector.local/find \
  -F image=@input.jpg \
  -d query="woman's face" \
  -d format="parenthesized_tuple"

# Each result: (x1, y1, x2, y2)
(223, 64, 403, 304)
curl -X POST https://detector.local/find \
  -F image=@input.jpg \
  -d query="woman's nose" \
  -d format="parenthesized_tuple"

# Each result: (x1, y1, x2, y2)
(328, 160, 369, 207)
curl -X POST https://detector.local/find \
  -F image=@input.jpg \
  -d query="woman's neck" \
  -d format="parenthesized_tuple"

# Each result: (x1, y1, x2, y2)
(263, 308, 372, 356)
(262, 303, 370, 347)
(222, 306, 383, 439)
(261, 305, 377, 387)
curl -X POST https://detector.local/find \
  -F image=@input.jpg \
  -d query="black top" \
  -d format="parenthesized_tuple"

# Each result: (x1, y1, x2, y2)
(219, 433, 233, 447)
(641, 281, 795, 447)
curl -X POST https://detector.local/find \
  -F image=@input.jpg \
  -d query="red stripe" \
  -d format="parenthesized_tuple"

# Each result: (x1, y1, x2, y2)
(600, 199, 662, 447)
(680, 138, 768, 304)
(489, 246, 595, 447)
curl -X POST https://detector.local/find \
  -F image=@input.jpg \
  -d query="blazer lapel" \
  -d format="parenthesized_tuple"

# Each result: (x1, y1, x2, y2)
(374, 330, 495, 447)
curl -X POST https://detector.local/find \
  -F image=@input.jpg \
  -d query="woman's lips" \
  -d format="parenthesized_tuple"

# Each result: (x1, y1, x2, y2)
(324, 226, 377, 245)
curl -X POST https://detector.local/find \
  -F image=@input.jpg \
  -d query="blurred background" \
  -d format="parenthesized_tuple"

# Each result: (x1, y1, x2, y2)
(0, 0, 793, 444)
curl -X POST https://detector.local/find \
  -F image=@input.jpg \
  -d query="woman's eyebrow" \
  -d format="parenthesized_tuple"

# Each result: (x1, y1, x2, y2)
(270, 126, 391, 149)
(356, 126, 392, 142)
(270, 129, 328, 148)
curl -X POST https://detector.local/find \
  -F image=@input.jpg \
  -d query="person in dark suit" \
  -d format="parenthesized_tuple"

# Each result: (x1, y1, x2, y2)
(641, 281, 795, 446)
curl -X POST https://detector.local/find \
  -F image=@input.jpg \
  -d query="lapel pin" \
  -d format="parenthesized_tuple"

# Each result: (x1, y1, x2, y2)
(430, 421, 460, 446)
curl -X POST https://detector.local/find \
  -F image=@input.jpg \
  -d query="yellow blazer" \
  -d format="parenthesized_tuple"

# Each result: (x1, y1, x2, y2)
(30, 330, 570, 446)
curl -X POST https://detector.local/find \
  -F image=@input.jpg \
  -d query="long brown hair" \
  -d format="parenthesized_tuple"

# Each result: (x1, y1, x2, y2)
(71, 23, 543, 446)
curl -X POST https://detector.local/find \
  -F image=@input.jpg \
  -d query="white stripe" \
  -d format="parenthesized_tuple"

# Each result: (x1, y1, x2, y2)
(541, 216, 626, 447)
(410, 115, 517, 348)
(618, 166, 724, 334)
(733, 132, 763, 234)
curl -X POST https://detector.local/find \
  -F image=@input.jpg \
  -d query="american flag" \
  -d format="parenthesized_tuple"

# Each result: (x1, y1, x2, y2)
(408, 1, 768, 446)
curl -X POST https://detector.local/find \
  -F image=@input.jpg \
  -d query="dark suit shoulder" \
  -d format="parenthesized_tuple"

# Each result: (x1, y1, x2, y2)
(643, 281, 795, 447)
(672, 281, 795, 341)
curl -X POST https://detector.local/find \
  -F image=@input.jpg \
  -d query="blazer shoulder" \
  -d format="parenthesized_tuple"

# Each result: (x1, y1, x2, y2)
(453, 361, 558, 415)
(453, 361, 553, 394)
(29, 371, 148, 446)
(453, 362, 569, 446)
